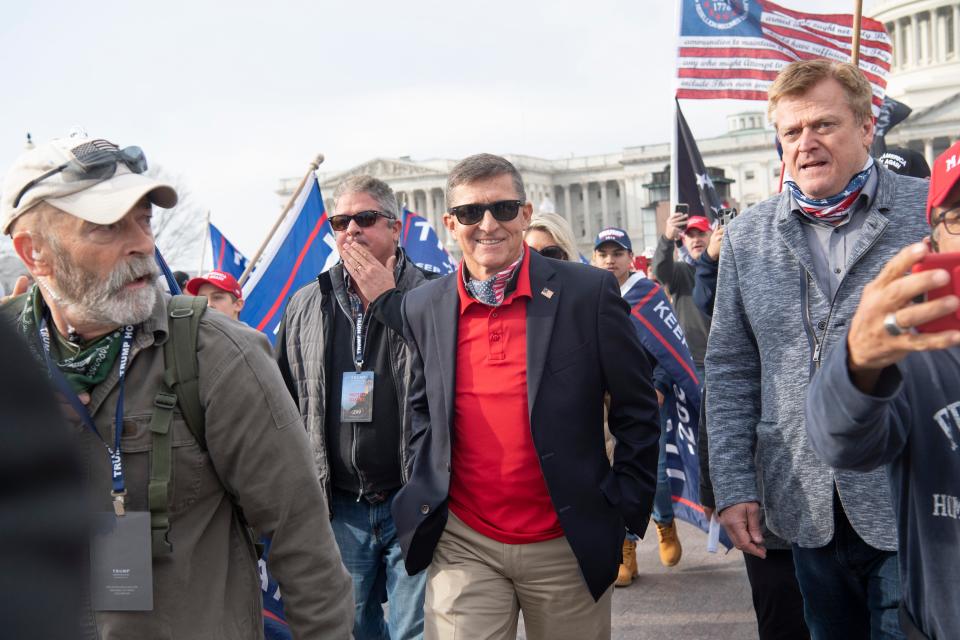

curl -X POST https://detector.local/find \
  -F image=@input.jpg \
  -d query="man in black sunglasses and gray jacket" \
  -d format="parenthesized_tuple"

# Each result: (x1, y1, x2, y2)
(275, 174, 438, 639)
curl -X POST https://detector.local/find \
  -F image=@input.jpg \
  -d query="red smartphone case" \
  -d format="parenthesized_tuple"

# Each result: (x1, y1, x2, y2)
(910, 252, 960, 333)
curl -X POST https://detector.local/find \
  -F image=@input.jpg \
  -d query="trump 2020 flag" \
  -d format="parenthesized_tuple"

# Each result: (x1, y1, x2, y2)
(621, 273, 730, 547)
(240, 173, 338, 343)
(258, 540, 291, 640)
(209, 222, 249, 280)
(400, 209, 456, 275)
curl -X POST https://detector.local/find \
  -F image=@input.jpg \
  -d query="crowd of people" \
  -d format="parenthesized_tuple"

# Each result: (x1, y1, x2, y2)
(0, 58, 958, 640)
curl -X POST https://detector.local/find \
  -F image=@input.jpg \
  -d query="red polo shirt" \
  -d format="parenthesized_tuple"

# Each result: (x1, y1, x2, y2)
(449, 249, 564, 544)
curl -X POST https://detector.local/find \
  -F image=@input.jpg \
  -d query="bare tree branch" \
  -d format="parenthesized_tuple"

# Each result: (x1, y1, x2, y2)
(147, 166, 206, 271)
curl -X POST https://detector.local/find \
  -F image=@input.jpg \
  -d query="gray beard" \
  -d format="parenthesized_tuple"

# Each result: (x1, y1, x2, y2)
(42, 251, 160, 328)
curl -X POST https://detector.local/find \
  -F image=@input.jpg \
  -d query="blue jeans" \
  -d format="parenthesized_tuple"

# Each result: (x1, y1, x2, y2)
(791, 498, 903, 640)
(330, 489, 426, 640)
(652, 402, 675, 525)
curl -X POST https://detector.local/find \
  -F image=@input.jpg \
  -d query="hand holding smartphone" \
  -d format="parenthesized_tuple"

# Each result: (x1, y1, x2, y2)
(718, 207, 739, 227)
(674, 203, 689, 230)
(911, 252, 960, 333)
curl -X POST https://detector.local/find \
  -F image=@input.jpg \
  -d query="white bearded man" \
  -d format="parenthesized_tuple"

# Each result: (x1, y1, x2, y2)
(1, 134, 353, 639)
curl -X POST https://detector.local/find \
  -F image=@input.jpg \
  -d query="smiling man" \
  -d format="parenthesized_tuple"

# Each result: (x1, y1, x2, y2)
(705, 60, 930, 639)
(392, 154, 660, 640)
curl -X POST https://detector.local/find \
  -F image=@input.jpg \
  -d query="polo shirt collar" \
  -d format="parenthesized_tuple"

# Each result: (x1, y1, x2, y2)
(457, 244, 532, 315)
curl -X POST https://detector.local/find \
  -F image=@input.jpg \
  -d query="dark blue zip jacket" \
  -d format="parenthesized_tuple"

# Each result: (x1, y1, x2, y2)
(806, 337, 960, 640)
(693, 252, 719, 318)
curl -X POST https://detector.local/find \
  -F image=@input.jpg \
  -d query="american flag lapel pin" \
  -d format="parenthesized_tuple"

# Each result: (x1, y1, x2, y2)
(541, 287, 554, 299)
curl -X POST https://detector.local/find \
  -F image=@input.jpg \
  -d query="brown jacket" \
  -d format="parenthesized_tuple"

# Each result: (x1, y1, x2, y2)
(9, 291, 353, 639)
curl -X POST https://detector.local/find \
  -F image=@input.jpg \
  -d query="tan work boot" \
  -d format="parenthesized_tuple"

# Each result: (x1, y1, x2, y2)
(655, 520, 682, 567)
(615, 538, 638, 587)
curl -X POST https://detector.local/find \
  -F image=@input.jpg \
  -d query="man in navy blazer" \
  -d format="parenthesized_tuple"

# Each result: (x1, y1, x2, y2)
(391, 153, 660, 640)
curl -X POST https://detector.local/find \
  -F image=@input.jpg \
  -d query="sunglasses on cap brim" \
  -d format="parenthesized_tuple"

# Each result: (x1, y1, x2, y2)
(13, 141, 147, 209)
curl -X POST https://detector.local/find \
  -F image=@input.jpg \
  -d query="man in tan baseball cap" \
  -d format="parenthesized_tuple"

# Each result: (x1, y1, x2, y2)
(0, 134, 355, 639)
(2, 134, 177, 235)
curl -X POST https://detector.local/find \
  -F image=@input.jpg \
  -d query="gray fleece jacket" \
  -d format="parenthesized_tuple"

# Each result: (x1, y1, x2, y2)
(705, 165, 929, 549)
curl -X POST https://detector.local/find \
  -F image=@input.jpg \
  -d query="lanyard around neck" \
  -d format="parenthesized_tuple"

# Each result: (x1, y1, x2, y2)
(39, 317, 136, 515)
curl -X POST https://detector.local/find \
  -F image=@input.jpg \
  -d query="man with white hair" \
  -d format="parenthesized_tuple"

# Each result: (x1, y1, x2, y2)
(0, 134, 352, 639)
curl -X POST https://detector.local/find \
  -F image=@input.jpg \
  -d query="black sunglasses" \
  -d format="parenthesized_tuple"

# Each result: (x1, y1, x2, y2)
(329, 210, 396, 232)
(448, 200, 523, 225)
(13, 140, 147, 209)
(535, 245, 569, 261)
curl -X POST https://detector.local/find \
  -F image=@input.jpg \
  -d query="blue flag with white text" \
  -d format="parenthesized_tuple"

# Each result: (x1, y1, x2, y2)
(621, 274, 729, 547)
(240, 173, 338, 344)
(400, 209, 456, 275)
(209, 223, 249, 280)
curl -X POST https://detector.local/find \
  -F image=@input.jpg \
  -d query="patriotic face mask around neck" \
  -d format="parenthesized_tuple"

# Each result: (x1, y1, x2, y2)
(785, 157, 874, 226)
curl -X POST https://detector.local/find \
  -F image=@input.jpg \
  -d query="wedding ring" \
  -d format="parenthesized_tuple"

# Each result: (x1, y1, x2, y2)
(883, 312, 908, 337)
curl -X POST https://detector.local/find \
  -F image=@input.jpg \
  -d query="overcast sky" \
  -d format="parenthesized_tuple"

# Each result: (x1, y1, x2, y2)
(1, 0, 878, 262)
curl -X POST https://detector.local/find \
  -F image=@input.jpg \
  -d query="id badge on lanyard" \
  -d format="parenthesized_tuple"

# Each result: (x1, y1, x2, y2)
(341, 303, 374, 422)
(39, 320, 154, 610)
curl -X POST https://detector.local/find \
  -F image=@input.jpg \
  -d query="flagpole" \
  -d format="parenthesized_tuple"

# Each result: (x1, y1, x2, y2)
(670, 0, 683, 213)
(851, 0, 864, 66)
(238, 154, 325, 287)
(197, 210, 210, 274)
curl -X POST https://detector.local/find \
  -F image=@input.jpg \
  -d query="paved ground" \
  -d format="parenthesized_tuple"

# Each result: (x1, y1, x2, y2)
(519, 520, 758, 640)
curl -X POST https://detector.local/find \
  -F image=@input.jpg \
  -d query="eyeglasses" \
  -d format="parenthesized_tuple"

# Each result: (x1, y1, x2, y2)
(933, 207, 960, 235)
(535, 245, 569, 261)
(448, 200, 523, 225)
(13, 141, 147, 209)
(328, 210, 396, 232)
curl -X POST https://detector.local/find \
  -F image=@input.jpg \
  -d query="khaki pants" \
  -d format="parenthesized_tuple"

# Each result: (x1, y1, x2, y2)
(424, 513, 612, 640)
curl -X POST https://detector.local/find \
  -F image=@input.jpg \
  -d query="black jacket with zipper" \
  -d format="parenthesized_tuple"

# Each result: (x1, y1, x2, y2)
(275, 250, 437, 511)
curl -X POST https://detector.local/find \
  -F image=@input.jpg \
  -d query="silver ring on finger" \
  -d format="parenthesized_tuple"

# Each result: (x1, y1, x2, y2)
(883, 312, 908, 337)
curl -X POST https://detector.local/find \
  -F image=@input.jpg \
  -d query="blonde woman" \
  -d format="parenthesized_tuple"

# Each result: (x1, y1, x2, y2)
(525, 212, 579, 262)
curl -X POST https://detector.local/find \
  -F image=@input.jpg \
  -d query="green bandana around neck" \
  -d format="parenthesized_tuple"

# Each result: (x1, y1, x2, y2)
(19, 284, 125, 394)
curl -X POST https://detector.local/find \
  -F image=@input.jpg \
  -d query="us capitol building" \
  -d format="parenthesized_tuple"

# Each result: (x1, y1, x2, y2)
(278, 0, 959, 256)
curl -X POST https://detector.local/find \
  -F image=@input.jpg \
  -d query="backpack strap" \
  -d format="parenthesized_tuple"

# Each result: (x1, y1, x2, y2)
(163, 295, 208, 449)
(148, 388, 177, 554)
(147, 294, 207, 555)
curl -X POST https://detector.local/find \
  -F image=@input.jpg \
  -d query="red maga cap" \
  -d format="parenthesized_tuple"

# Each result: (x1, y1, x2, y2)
(185, 270, 242, 300)
(927, 140, 960, 225)
(684, 216, 712, 234)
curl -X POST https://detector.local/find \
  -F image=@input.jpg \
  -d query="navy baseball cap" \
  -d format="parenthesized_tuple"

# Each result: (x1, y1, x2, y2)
(878, 148, 931, 179)
(594, 227, 632, 252)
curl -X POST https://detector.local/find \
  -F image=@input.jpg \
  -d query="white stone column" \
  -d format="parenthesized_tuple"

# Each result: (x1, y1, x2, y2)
(935, 10, 945, 63)
(954, 5, 960, 59)
(581, 182, 592, 240)
(890, 22, 899, 69)
(619, 179, 629, 230)
(912, 14, 921, 66)
(599, 181, 610, 230)
(424, 188, 436, 228)
(563, 185, 573, 224)
(924, 139, 935, 168)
